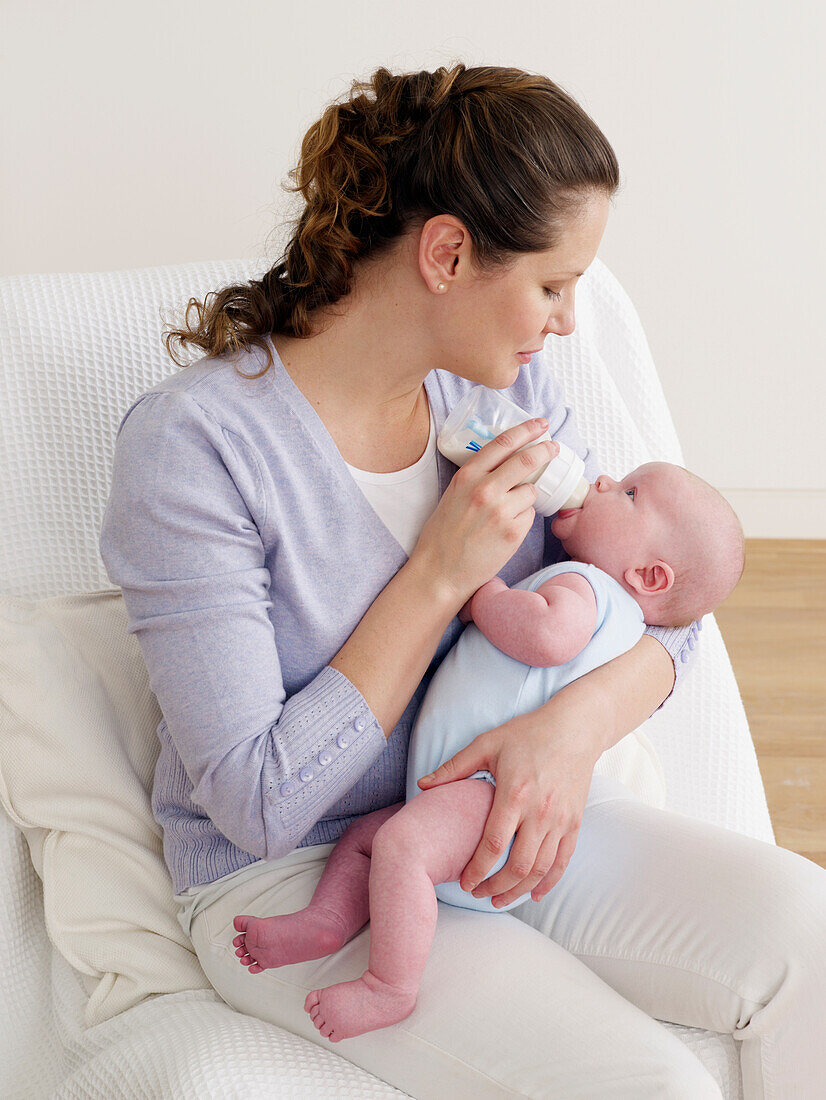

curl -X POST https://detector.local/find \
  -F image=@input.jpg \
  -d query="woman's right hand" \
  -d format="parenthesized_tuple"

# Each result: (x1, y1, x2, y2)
(410, 417, 559, 607)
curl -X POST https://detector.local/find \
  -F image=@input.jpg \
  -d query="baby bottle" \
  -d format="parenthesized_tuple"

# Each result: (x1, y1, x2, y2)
(437, 385, 590, 517)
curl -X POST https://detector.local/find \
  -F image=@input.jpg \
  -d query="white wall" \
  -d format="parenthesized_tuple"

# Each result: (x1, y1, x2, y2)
(3, 0, 824, 536)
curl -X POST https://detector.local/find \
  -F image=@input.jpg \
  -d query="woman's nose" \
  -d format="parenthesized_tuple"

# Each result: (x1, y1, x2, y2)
(544, 310, 576, 338)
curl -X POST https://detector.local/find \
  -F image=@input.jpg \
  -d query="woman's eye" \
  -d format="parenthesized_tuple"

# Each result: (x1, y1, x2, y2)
(544, 289, 562, 301)
(625, 487, 636, 500)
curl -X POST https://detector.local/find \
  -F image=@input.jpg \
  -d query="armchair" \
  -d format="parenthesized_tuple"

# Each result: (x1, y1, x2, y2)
(0, 257, 773, 1098)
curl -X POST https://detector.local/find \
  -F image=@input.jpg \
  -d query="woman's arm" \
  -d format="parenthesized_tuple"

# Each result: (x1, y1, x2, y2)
(100, 390, 459, 865)
(532, 633, 675, 758)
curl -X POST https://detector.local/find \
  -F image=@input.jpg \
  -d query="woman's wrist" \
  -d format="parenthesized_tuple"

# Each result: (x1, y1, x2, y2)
(403, 555, 465, 619)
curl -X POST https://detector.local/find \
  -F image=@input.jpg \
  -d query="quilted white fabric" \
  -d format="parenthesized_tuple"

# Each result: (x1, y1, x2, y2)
(0, 256, 772, 1098)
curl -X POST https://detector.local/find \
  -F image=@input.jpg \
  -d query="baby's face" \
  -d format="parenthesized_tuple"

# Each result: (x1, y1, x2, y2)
(550, 462, 696, 583)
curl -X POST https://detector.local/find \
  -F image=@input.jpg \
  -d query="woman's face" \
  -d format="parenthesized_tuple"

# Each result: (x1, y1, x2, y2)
(428, 190, 611, 388)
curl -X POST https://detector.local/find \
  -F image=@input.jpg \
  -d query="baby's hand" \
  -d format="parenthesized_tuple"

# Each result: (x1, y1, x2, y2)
(459, 579, 509, 625)
(458, 596, 474, 624)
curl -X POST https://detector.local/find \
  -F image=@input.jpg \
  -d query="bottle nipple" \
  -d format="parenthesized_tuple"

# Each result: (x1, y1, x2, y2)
(562, 476, 590, 511)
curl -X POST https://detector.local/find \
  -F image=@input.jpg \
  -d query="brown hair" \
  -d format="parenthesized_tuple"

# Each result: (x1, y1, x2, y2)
(162, 62, 620, 378)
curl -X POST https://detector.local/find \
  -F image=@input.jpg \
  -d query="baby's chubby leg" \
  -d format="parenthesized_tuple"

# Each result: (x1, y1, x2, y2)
(305, 777, 496, 1042)
(233, 800, 405, 972)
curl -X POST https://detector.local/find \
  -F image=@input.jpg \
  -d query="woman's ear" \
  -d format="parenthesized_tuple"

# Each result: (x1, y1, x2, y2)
(623, 560, 675, 596)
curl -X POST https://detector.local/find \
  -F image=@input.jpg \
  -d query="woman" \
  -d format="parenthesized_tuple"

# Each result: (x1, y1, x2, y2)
(100, 64, 826, 1098)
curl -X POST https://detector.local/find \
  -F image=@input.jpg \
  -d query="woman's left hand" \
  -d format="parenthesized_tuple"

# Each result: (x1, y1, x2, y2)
(417, 707, 597, 907)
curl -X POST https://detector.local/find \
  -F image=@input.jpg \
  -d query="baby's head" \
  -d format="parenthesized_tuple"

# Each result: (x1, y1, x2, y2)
(550, 462, 744, 627)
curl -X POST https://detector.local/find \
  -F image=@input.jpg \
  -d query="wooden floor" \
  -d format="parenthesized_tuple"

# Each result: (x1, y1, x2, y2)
(714, 539, 826, 869)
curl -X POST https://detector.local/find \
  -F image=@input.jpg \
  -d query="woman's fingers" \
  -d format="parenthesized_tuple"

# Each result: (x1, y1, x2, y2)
(530, 826, 580, 902)
(459, 795, 524, 896)
(418, 746, 475, 789)
(470, 819, 557, 906)
(471, 417, 551, 479)
(469, 817, 582, 908)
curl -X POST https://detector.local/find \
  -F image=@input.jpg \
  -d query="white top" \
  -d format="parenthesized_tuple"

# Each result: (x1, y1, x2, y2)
(343, 399, 440, 557)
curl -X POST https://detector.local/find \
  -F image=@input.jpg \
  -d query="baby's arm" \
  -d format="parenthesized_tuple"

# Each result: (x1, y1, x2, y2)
(467, 574, 598, 666)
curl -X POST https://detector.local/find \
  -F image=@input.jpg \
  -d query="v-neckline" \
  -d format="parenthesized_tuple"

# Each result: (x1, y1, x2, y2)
(264, 334, 455, 563)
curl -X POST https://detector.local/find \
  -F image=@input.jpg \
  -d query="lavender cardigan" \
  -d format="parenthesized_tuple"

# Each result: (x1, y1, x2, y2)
(99, 338, 698, 894)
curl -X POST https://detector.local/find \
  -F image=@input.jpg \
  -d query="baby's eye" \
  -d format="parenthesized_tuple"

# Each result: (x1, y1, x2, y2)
(544, 289, 562, 301)
(625, 487, 636, 500)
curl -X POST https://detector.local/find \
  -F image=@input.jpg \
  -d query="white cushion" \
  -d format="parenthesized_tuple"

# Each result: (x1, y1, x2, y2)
(0, 589, 212, 1026)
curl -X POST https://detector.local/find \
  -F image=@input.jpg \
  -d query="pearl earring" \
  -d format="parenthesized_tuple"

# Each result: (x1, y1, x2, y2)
(437, 282, 446, 291)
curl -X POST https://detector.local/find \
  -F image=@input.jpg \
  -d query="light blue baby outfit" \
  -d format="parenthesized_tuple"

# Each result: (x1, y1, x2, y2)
(405, 560, 645, 913)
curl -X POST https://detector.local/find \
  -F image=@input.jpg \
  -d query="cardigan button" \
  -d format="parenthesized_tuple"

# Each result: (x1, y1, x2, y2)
(279, 781, 297, 796)
(688, 635, 696, 650)
(337, 732, 350, 749)
(681, 650, 690, 663)
(353, 717, 366, 733)
(299, 766, 314, 782)
(317, 750, 332, 766)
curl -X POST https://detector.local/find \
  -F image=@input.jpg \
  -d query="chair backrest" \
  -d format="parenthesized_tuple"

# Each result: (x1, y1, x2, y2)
(0, 261, 253, 598)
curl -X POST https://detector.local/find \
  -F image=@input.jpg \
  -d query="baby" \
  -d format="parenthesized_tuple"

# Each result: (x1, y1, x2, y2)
(232, 460, 745, 1042)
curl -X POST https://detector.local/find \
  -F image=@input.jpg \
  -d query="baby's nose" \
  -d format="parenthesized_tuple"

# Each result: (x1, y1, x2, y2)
(595, 475, 618, 492)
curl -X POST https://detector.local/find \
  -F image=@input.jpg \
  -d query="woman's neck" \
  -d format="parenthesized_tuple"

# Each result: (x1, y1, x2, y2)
(272, 330, 426, 433)
(271, 239, 437, 430)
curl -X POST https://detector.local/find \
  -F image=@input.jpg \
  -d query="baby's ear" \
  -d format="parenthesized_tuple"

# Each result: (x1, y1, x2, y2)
(624, 560, 674, 596)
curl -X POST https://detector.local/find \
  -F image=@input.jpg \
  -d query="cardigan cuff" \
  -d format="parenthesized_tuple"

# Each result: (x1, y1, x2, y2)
(261, 664, 387, 858)
(644, 618, 704, 711)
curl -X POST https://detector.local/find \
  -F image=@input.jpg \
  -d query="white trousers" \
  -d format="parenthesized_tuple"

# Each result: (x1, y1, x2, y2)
(175, 777, 826, 1099)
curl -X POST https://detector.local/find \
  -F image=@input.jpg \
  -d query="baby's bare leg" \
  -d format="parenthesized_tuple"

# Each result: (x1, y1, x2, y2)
(233, 800, 404, 972)
(305, 778, 496, 1042)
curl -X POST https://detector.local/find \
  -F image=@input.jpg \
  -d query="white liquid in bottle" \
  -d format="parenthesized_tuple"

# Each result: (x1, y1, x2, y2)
(437, 385, 590, 517)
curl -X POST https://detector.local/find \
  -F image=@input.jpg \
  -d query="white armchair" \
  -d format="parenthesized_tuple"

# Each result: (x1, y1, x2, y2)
(0, 258, 773, 1099)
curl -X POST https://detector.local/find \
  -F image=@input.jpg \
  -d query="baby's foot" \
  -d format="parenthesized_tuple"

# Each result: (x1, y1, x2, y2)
(233, 909, 346, 973)
(304, 969, 417, 1042)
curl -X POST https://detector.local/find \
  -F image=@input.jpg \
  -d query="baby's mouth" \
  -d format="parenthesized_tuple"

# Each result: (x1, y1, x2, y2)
(555, 482, 594, 521)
